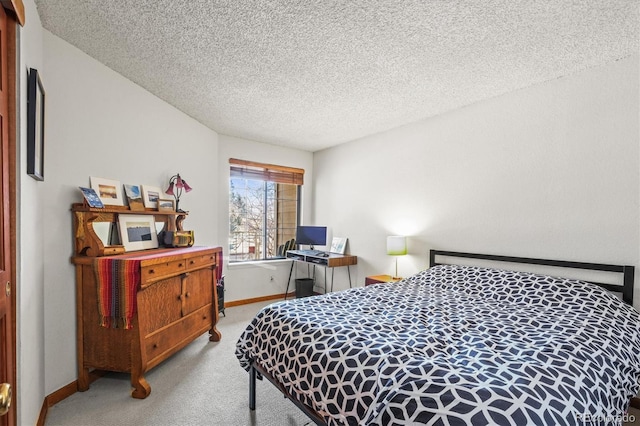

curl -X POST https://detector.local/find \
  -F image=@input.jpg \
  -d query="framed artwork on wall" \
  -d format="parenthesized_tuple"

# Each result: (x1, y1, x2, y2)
(27, 68, 45, 181)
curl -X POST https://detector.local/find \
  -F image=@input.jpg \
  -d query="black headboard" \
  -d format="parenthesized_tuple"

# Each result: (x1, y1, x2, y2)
(429, 250, 635, 305)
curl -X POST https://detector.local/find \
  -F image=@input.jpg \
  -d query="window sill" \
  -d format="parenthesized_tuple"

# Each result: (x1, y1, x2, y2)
(227, 258, 292, 269)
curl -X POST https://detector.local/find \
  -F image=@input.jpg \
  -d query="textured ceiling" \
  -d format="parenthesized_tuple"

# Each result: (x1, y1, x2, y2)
(35, 1, 639, 152)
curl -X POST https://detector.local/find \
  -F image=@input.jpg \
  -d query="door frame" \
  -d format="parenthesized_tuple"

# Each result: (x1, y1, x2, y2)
(3, 1, 21, 425)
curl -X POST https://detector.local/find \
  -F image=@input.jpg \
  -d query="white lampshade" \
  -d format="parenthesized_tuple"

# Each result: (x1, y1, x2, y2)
(386, 236, 407, 256)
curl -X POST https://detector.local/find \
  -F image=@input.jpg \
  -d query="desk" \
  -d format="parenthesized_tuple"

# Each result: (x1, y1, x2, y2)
(285, 250, 357, 298)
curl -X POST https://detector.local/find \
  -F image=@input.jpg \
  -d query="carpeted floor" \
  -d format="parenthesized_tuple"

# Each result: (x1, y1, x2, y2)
(45, 300, 311, 426)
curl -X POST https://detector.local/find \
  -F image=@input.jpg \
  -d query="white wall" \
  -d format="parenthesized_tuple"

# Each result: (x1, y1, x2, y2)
(313, 55, 640, 303)
(18, 0, 46, 424)
(41, 31, 221, 401)
(217, 135, 313, 301)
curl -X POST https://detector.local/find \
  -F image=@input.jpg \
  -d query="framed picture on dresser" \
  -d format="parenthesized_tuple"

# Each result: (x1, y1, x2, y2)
(90, 177, 125, 206)
(118, 214, 158, 252)
(141, 185, 163, 209)
(124, 184, 145, 211)
(157, 199, 175, 212)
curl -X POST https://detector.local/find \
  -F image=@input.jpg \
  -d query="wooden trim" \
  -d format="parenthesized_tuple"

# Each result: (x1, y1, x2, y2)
(37, 371, 107, 425)
(631, 397, 640, 410)
(224, 293, 291, 308)
(0, 0, 24, 27)
(44, 381, 78, 407)
(35, 399, 47, 426)
(6, 10, 17, 426)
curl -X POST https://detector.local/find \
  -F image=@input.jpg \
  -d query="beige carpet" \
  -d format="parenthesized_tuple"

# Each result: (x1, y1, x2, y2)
(45, 300, 310, 426)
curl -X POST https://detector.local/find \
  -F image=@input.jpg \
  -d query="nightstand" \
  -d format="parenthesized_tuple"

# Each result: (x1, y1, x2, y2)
(365, 274, 403, 286)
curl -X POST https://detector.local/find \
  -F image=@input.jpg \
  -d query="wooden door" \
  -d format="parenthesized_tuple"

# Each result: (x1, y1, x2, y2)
(181, 268, 213, 317)
(0, 4, 13, 425)
(138, 276, 182, 335)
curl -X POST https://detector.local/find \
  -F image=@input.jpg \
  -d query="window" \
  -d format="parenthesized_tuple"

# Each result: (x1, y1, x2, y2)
(229, 158, 303, 262)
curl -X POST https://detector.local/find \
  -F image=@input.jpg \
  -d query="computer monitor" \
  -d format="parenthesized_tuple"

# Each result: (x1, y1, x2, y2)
(296, 226, 327, 249)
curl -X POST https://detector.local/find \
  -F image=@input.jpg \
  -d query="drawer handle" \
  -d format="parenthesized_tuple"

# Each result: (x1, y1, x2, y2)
(178, 263, 183, 268)
(148, 269, 155, 274)
(203, 315, 207, 320)
(153, 344, 158, 349)
(177, 295, 182, 300)
(185, 292, 190, 298)
(189, 260, 195, 265)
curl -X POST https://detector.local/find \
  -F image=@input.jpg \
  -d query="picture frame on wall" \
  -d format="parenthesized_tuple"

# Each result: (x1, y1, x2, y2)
(27, 68, 45, 181)
(141, 185, 162, 209)
(118, 214, 159, 252)
(90, 176, 125, 206)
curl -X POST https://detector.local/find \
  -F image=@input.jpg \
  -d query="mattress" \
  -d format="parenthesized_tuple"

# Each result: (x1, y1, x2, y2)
(236, 265, 640, 425)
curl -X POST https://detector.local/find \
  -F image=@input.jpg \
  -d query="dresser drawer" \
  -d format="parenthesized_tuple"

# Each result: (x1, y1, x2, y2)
(185, 252, 216, 271)
(141, 259, 187, 285)
(144, 305, 213, 364)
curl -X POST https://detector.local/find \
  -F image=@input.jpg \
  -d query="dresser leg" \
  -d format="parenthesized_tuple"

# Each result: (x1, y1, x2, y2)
(209, 326, 222, 342)
(77, 367, 90, 391)
(131, 374, 151, 399)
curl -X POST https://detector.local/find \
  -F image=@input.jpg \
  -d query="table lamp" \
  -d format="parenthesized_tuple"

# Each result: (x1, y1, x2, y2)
(387, 236, 407, 279)
(165, 173, 192, 213)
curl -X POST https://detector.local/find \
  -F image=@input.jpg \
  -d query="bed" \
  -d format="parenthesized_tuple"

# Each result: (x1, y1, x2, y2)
(236, 250, 640, 425)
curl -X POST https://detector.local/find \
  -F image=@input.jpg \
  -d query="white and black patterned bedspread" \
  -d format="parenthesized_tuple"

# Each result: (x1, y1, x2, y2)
(236, 265, 640, 425)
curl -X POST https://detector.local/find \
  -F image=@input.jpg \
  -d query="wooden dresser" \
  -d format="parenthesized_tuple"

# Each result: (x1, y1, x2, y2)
(71, 203, 222, 398)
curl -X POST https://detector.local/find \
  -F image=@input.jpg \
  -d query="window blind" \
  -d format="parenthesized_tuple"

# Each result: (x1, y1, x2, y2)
(229, 158, 304, 185)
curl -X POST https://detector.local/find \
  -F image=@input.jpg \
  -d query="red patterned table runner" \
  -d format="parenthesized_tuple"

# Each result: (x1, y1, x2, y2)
(92, 247, 217, 329)
(93, 258, 141, 329)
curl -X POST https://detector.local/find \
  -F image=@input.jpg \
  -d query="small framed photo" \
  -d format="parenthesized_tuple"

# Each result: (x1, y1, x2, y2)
(90, 177, 124, 206)
(118, 214, 158, 252)
(330, 237, 347, 254)
(123, 184, 145, 211)
(141, 185, 162, 209)
(79, 187, 104, 208)
(157, 199, 175, 212)
(27, 68, 45, 181)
